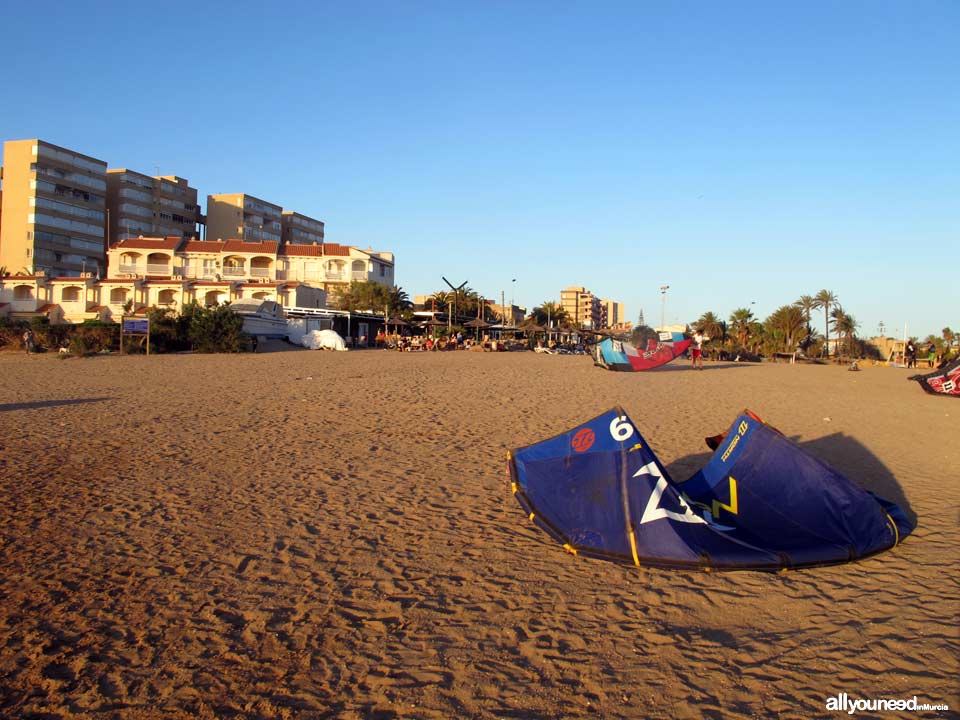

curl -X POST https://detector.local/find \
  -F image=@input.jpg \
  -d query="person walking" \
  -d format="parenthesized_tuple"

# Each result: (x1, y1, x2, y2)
(691, 329, 705, 370)
(926, 342, 937, 368)
(22, 328, 36, 355)
(906, 340, 917, 369)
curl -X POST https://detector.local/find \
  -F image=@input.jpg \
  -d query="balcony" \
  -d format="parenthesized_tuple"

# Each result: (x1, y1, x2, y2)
(222, 267, 246, 277)
(351, 271, 368, 281)
(146, 264, 171, 275)
(250, 267, 271, 278)
(118, 264, 138, 275)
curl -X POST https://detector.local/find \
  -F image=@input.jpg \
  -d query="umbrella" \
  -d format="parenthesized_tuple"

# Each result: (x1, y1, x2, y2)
(385, 317, 410, 327)
(464, 316, 491, 341)
(419, 317, 445, 338)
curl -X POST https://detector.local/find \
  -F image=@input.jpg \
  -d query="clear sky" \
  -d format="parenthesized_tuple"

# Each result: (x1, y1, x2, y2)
(1, 1, 956, 340)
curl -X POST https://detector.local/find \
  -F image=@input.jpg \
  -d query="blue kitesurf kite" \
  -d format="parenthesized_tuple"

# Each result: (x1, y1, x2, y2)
(509, 408, 912, 571)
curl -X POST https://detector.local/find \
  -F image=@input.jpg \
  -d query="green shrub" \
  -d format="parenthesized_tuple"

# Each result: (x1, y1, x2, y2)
(69, 334, 94, 357)
(188, 303, 249, 353)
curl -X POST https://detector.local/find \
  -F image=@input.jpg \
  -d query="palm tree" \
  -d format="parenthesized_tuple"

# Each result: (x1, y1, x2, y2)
(765, 305, 807, 353)
(942, 327, 955, 352)
(794, 295, 817, 349)
(696, 312, 727, 358)
(728, 308, 755, 349)
(387, 286, 412, 316)
(813, 289, 839, 358)
(530, 302, 567, 329)
(830, 308, 858, 360)
(430, 291, 451, 312)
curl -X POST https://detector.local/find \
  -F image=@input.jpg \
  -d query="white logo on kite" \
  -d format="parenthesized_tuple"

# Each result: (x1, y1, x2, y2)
(609, 415, 635, 442)
(635, 462, 707, 526)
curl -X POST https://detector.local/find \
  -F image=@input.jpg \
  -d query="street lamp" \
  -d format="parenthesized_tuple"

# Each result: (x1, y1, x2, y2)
(442, 276, 467, 333)
(659, 284, 669, 330)
(511, 278, 516, 326)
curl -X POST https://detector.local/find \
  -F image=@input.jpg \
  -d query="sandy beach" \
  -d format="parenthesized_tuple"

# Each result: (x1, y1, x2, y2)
(0, 348, 956, 719)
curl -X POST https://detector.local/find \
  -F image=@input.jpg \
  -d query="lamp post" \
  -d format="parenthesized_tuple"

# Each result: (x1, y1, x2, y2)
(659, 284, 669, 330)
(442, 276, 467, 335)
(511, 278, 516, 325)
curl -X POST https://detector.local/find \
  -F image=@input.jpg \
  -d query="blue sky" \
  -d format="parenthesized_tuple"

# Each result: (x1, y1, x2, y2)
(1, 1, 956, 340)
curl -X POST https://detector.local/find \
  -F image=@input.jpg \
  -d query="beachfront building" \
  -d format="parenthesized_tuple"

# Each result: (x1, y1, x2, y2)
(106, 169, 203, 244)
(206, 193, 282, 243)
(0, 139, 107, 278)
(600, 299, 626, 330)
(278, 243, 395, 293)
(281, 210, 325, 245)
(560, 286, 601, 330)
(107, 236, 394, 291)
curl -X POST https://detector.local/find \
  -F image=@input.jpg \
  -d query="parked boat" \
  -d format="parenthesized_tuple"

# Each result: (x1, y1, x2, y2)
(229, 300, 288, 338)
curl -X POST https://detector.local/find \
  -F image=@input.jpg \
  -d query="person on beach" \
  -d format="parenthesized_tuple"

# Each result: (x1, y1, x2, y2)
(22, 328, 36, 355)
(691, 329, 704, 370)
(926, 342, 936, 368)
(906, 340, 917, 368)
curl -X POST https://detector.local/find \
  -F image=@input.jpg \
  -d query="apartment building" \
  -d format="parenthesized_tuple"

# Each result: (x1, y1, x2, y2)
(600, 299, 626, 329)
(106, 169, 202, 244)
(281, 210, 325, 245)
(206, 193, 282, 243)
(0, 139, 107, 277)
(560, 285, 601, 329)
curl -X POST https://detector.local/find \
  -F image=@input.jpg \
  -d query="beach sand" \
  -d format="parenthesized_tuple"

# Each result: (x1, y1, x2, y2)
(0, 348, 956, 719)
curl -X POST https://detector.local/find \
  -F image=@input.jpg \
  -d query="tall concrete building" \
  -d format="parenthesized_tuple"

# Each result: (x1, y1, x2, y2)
(600, 299, 626, 329)
(106, 170, 202, 245)
(0, 139, 107, 277)
(281, 210, 325, 245)
(560, 285, 601, 329)
(206, 193, 282, 243)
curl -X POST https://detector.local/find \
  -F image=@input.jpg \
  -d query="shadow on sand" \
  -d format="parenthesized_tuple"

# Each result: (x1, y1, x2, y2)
(0, 397, 114, 413)
(650, 361, 760, 373)
(664, 432, 917, 530)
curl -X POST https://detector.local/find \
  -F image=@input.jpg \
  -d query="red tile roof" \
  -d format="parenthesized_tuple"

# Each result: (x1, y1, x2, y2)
(111, 236, 183, 251)
(181, 240, 226, 253)
(222, 240, 279, 254)
(280, 242, 350, 257)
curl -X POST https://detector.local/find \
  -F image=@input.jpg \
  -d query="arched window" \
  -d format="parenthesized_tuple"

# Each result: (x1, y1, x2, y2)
(62, 286, 82, 302)
(204, 290, 226, 307)
(14, 285, 34, 300)
(110, 288, 128, 304)
(158, 289, 177, 306)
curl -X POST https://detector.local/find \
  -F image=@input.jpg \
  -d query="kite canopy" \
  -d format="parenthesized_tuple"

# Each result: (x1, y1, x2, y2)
(594, 333, 692, 371)
(908, 358, 960, 397)
(509, 408, 912, 571)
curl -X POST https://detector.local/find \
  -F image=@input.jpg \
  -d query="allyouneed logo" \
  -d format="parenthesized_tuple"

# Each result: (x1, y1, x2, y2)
(825, 693, 950, 715)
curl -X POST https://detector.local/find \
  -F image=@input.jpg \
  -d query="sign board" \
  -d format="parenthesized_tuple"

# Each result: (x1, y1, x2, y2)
(120, 316, 150, 355)
(122, 318, 149, 334)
